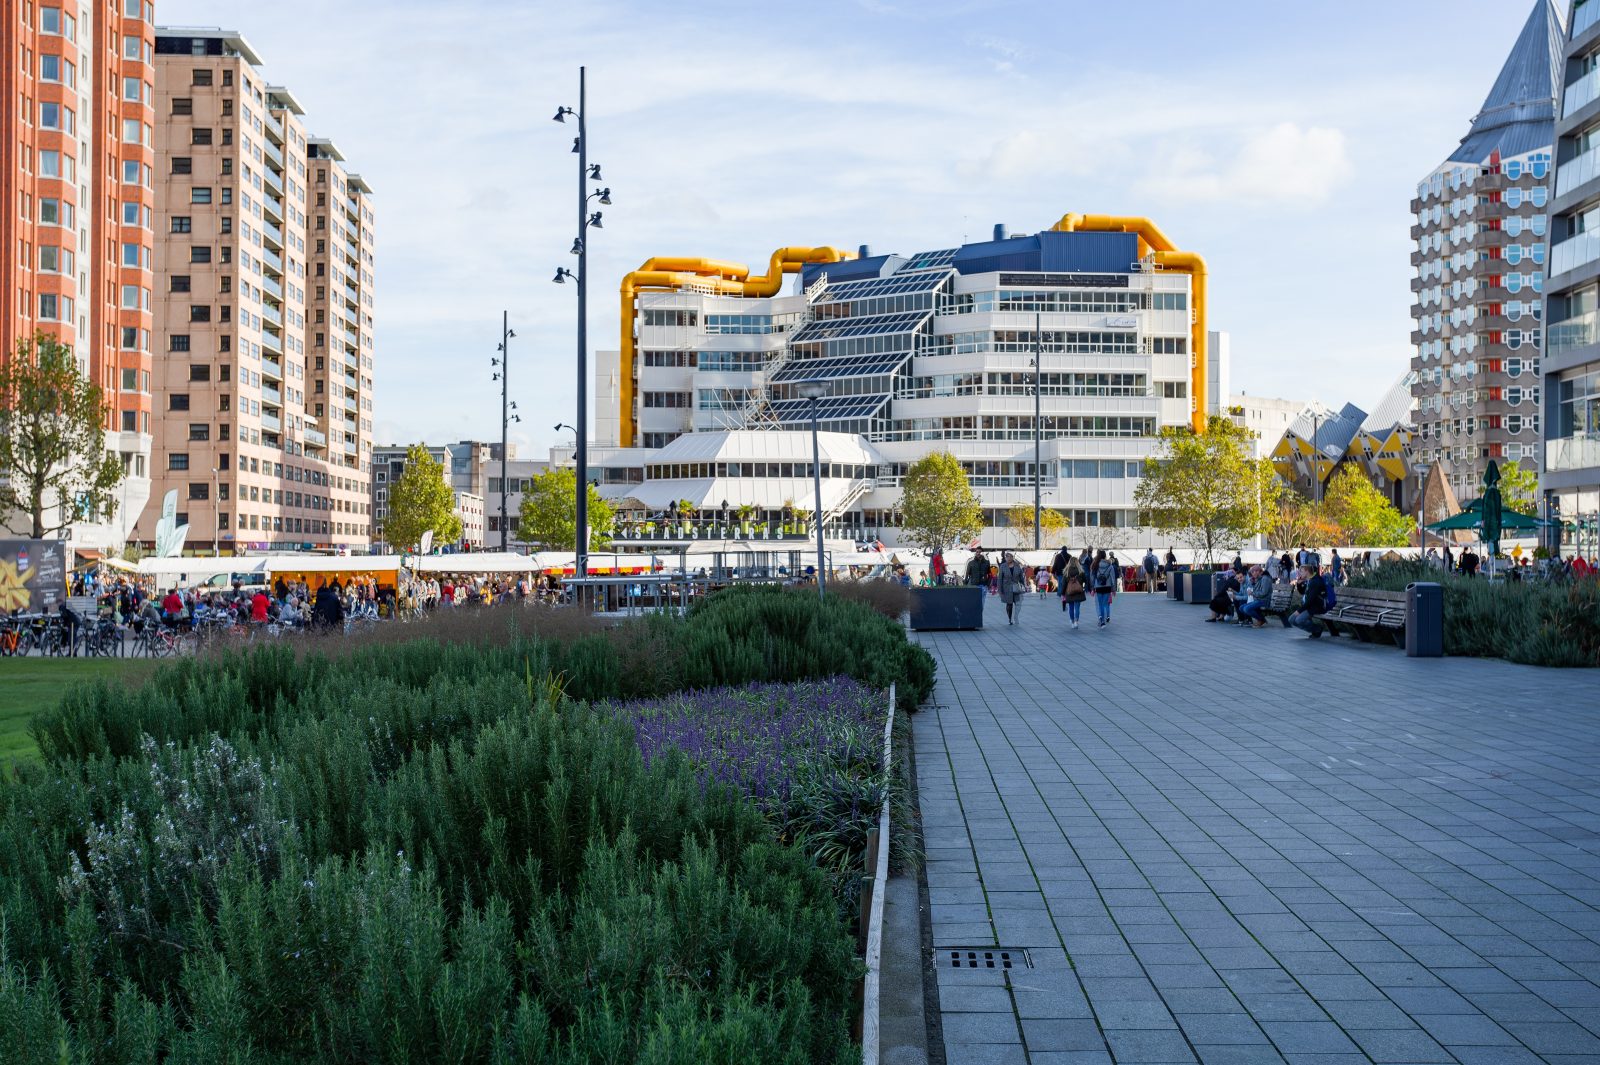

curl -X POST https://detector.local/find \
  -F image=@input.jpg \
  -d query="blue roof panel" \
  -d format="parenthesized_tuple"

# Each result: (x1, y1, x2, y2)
(952, 231, 1140, 276)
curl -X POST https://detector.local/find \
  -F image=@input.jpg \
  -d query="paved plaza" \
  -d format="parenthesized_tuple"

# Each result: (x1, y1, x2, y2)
(913, 589, 1600, 1064)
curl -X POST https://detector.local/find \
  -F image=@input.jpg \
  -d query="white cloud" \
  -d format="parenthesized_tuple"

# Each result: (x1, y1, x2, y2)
(1137, 122, 1354, 206)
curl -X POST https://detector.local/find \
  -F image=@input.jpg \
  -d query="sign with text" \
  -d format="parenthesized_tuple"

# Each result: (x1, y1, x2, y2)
(0, 540, 68, 613)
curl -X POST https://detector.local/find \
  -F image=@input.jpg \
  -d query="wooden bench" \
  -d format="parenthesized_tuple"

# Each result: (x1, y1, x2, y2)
(1320, 587, 1407, 646)
(1233, 582, 1296, 626)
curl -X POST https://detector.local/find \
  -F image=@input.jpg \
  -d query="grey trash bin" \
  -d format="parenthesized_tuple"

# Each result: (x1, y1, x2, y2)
(1405, 582, 1443, 658)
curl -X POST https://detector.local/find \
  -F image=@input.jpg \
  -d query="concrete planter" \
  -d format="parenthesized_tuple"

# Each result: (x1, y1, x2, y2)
(909, 585, 984, 630)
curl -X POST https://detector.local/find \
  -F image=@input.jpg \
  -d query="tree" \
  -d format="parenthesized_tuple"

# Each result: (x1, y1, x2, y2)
(1322, 466, 1413, 546)
(1262, 484, 1342, 553)
(383, 444, 462, 552)
(519, 467, 614, 550)
(0, 331, 124, 538)
(899, 451, 982, 554)
(1005, 504, 1067, 549)
(1133, 416, 1275, 565)
(1499, 461, 1539, 517)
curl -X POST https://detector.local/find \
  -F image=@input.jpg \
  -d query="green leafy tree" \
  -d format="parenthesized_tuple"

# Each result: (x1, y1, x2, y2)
(1133, 415, 1275, 565)
(0, 331, 125, 538)
(1322, 465, 1413, 546)
(899, 451, 982, 553)
(1499, 461, 1539, 517)
(383, 444, 462, 552)
(1005, 504, 1068, 549)
(519, 467, 614, 550)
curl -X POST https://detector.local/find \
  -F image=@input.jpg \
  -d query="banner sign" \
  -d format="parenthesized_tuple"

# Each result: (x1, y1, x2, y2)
(0, 540, 68, 613)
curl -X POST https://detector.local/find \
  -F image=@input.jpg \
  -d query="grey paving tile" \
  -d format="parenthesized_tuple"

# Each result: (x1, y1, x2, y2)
(941, 1010, 1022, 1045)
(912, 597, 1600, 1065)
(1019, 1018, 1106, 1052)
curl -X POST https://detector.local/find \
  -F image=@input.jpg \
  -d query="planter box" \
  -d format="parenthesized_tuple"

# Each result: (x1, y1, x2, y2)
(1187, 571, 1218, 605)
(910, 585, 984, 631)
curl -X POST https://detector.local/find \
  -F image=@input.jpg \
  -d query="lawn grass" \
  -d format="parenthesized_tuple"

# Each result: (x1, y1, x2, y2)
(0, 657, 147, 766)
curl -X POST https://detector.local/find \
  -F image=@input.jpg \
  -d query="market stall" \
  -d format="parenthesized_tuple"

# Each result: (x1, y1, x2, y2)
(263, 555, 405, 596)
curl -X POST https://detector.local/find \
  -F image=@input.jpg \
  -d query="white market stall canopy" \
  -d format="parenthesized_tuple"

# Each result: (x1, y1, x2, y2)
(410, 552, 540, 575)
(264, 555, 406, 574)
(138, 557, 266, 581)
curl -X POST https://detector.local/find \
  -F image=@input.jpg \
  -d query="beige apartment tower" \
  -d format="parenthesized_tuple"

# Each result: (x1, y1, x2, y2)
(133, 28, 375, 552)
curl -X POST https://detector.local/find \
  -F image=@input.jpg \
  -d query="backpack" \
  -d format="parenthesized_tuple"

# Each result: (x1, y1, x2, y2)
(1324, 582, 1337, 609)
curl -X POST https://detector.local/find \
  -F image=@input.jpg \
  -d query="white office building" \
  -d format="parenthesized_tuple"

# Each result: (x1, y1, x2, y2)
(593, 219, 1224, 547)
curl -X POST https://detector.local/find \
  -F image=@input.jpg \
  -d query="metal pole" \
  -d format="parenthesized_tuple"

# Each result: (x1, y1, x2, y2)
(1034, 311, 1042, 551)
(811, 398, 826, 599)
(575, 66, 590, 583)
(1311, 411, 1321, 503)
(500, 309, 509, 552)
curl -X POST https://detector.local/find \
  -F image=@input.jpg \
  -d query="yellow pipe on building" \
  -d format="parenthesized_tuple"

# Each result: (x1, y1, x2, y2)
(616, 246, 852, 446)
(1049, 214, 1207, 432)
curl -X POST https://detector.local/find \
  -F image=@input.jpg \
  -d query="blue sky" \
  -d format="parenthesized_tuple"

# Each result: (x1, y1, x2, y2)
(158, 0, 1551, 455)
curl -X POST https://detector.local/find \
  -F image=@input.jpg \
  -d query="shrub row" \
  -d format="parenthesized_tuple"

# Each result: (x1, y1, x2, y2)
(0, 585, 945, 1063)
(1349, 561, 1600, 667)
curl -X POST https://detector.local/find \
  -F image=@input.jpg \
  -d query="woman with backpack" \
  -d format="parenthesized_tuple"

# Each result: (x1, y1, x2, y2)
(1060, 554, 1088, 629)
(1092, 550, 1117, 628)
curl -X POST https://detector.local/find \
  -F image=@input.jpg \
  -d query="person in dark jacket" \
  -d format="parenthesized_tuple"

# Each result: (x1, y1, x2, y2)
(1206, 570, 1240, 622)
(964, 550, 989, 586)
(1288, 565, 1330, 638)
(312, 583, 345, 631)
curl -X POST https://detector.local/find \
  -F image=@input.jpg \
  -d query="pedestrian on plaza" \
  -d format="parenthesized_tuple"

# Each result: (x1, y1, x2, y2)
(1289, 564, 1331, 638)
(1142, 547, 1160, 593)
(1231, 552, 1244, 574)
(1164, 546, 1177, 572)
(1050, 543, 1072, 591)
(997, 552, 1027, 625)
(1091, 549, 1117, 628)
(1266, 553, 1283, 582)
(1330, 548, 1344, 585)
(1206, 569, 1240, 622)
(1060, 554, 1087, 628)
(313, 583, 345, 631)
(931, 548, 947, 585)
(1279, 550, 1294, 576)
(1236, 565, 1273, 628)
(1460, 548, 1480, 578)
(965, 549, 989, 587)
(1079, 545, 1094, 577)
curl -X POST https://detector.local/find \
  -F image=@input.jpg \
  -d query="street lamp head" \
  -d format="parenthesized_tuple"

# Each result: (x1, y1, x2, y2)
(507, 328, 516, 339)
(597, 188, 612, 205)
(570, 238, 584, 255)
(552, 107, 569, 123)
(571, 136, 580, 154)
(588, 164, 603, 181)
(552, 268, 568, 284)
(795, 379, 832, 401)
(588, 211, 603, 229)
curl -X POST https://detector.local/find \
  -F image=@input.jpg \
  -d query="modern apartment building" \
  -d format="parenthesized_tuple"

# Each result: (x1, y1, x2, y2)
(372, 441, 548, 550)
(2, 0, 155, 549)
(131, 27, 376, 553)
(1546, 0, 1600, 551)
(1227, 393, 1308, 459)
(594, 216, 1218, 544)
(1411, 0, 1562, 505)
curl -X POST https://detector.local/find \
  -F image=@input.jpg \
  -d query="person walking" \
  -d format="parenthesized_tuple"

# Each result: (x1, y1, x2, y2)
(1330, 548, 1344, 585)
(998, 552, 1027, 625)
(1061, 553, 1087, 628)
(1091, 549, 1117, 628)
(1142, 547, 1160, 593)
(1288, 564, 1330, 638)
(965, 549, 989, 587)
(1050, 543, 1073, 608)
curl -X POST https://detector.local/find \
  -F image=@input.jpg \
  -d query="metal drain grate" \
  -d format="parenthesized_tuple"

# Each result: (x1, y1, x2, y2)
(939, 947, 1029, 970)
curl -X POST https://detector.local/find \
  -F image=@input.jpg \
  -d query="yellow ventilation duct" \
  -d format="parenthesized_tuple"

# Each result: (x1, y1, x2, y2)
(1050, 214, 1208, 433)
(617, 246, 852, 446)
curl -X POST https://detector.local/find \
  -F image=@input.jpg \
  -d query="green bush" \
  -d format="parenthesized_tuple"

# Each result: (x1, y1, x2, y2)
(1349, 562, 1600, 667)
(2, 587, 945, 1061)
(1, 671, 860, 1063)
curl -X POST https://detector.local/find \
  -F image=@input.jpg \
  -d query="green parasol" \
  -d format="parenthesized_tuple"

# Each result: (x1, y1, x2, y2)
(1481, 461, 1503, 558)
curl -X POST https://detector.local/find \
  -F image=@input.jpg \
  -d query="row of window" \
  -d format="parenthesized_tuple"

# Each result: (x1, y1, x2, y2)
(644, 461, 879, 481)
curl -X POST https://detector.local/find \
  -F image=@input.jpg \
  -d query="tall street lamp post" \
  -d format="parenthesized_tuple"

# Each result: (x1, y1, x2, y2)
(492, 311, 517, 551)
(553, 67, 612, 586)
(1034, 311, 1043, 551)
(796, 380, 831, 599)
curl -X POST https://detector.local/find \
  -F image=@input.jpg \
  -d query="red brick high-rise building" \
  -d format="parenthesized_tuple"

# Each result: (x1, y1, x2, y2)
(2, 0, 156, 547)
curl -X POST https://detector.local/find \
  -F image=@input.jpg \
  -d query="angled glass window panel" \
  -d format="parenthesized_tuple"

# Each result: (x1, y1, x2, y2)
(819, 270, 950, 303)
(788, 309, 931, 344)
(769, 395, 888, 423)
(900, 248, 957, 272)
(770, 351, 910, 382)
